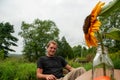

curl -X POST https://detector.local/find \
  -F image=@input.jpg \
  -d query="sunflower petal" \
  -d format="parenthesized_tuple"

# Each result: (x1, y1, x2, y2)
(91, 1, 105, 22)
(91, 20, 101, 32)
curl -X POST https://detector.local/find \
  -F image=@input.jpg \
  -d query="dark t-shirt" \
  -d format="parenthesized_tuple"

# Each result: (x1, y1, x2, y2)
(37, 56, 67, 78)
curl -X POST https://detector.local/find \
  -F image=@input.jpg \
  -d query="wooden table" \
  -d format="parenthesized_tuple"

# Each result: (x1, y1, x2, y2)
(76, 68, 120, 80)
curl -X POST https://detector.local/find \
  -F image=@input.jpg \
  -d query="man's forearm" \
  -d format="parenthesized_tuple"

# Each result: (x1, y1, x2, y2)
(37, 73, 47, 79)
(37, 73, 57, 80)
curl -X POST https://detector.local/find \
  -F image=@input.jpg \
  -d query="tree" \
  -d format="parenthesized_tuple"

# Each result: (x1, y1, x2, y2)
(19, 19, 59, 61)
(0, 50, 4, 60)
(56, 37, 73, 59)
(72, 45, 82, 58)
(0, 22, 18, 58)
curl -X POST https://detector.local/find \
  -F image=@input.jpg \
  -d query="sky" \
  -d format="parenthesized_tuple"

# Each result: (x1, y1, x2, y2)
(0, 0, 113, 54)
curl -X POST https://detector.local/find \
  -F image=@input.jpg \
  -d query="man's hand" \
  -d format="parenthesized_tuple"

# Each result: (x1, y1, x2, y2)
(45, 74, 57, 80)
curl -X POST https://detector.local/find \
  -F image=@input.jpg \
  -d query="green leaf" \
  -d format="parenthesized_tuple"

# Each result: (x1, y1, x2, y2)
(105, 28, 120, 41)
(99, 0, 120, 17)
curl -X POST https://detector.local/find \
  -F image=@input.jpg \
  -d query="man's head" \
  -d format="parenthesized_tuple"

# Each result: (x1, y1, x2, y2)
(46, 40, 57, 57)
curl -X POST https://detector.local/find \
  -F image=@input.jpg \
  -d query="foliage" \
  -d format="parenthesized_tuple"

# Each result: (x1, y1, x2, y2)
(99, 5, 120, 53)
(100, 0, 120, 17)
(105, 28, 120, 53)
(0, 57, 36, 80)
(105, 28, 120, 41)
(72, 45, 96, 61)
(15, 63, 36, 80)
(72, 45, 82, 57)
(19, 19, 59, 61)
(56, 37, 73, 59)
(0, 61, 16, 80)
(109, 50, 120, 69)
(0, 22, 18, 58)
(68, 59, 81, 68)
(0, 50, 4, 60)
(83, 62, 92, 71)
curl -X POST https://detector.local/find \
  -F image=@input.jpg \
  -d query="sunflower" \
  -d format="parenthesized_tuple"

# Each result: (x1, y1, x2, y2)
(83, 1, 105, 47)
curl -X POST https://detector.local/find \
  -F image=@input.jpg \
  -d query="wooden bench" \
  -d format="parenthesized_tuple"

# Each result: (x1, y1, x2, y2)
(76, 68, 120, 80)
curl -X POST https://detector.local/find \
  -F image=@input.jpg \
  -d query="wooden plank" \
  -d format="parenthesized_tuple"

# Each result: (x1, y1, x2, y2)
(76, 68, 120, 80)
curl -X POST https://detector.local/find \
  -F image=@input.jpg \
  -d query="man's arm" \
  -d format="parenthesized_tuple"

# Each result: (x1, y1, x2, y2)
(36, 68, 57, 80)
(65, 64, 75, 72)
(36, 68, 45, 79)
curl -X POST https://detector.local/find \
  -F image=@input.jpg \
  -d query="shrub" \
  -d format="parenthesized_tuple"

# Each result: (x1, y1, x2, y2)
(0, 57, 37, 80)
(15, 63, 36, 80)
(110, 51, 120, 69)
(0, 61, 16, 80)
(0, 50, 4, 60)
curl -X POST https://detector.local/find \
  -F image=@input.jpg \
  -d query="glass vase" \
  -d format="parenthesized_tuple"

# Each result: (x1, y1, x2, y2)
(92, 46, 115, 80)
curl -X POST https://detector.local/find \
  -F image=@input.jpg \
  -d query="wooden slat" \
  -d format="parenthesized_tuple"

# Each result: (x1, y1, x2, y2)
(76, 68, 120, 80)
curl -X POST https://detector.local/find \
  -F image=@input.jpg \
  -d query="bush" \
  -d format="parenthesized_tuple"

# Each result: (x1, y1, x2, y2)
(68, 60, 81, 68)
(0, 57, 37, 80)
(15, 63, 36, 80)
(0, 61, 17, 80)
(110, 51, 120, 69)
(83, 62, 92, 71)
(0, 50, 4, 60)
(113, 58, 120, 69)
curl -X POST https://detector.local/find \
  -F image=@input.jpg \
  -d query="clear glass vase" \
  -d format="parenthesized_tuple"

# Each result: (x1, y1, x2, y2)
(92, 46, 115, 80)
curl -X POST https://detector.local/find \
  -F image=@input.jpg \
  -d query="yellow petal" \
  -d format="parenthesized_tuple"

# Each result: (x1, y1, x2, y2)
(91, 1, 105, 22)
(90, 20, 101, 32)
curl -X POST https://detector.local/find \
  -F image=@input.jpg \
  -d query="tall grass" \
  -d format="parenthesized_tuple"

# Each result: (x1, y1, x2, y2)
(0, 57, 37, 80)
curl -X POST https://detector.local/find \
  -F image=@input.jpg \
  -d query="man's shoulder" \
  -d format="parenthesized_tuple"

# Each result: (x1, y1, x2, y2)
(38, 56, 47, 60)
(57, 56, 63, 58)
(40, 56, 47, 58)
(56, 56, 64, 60)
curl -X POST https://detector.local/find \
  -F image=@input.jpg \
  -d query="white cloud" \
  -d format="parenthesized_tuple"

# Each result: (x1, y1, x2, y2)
(0, 0, 113, 54)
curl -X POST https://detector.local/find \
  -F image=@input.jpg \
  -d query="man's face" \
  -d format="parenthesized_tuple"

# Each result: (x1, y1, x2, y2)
(47, 43, 57, 57)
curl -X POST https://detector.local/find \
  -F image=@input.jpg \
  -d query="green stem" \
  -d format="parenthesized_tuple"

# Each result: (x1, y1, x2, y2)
(97, 31, 106, 76)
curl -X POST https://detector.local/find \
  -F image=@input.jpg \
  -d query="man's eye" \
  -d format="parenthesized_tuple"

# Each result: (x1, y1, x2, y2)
(50, 47, 56, 50)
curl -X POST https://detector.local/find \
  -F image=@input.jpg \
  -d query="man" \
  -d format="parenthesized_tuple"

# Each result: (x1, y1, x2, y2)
(36, 40, 86, 80)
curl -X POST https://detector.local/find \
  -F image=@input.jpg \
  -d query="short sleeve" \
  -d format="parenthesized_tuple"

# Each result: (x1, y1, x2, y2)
(37, 57, 43, 68)
(58, 56, 67, 67)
